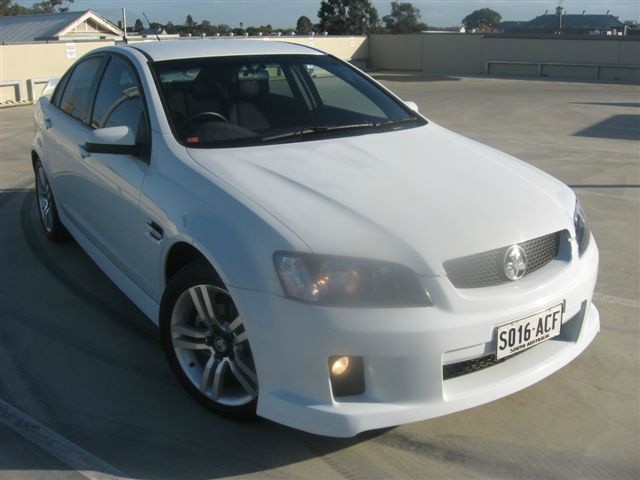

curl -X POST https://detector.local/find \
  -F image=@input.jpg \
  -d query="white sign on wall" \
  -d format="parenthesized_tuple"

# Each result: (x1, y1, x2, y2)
(65, 43, 76, 60)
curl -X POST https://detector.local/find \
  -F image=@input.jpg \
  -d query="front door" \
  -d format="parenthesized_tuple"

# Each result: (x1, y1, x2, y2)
(72, 54, 152, 292)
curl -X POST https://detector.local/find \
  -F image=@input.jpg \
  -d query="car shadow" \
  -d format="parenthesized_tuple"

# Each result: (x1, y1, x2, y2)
(573, 114, 640, 141)
(371, 73, 461, 83)
(0, 189, 384, 479)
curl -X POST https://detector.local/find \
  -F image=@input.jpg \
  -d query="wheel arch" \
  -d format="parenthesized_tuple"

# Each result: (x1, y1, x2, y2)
(31, 150, 40, 171)
(164, 241, 223, 287)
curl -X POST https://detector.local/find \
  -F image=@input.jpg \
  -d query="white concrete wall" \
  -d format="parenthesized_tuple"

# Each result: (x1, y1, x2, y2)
(370, 34, 640, 82)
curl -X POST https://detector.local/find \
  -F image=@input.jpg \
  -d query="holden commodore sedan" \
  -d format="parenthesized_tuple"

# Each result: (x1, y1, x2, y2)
(32, 40, 599, 437)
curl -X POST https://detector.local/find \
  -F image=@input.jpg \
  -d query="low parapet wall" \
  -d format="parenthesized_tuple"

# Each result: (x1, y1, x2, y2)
(369, 34, 640, 83)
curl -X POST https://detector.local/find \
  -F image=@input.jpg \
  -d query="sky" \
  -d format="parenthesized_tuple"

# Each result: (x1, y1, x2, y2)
(24, 0, 640, 28)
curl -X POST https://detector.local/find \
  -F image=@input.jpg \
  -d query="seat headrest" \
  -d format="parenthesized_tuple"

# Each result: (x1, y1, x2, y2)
(237, 69, 269, 98)
(192, 69, 229, 101)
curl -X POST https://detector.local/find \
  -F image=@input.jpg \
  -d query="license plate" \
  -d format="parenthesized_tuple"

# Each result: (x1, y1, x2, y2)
(496, 304, 563, 360)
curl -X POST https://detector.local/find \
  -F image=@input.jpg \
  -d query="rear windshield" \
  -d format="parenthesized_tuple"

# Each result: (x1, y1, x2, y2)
(152, 54, 425, 148)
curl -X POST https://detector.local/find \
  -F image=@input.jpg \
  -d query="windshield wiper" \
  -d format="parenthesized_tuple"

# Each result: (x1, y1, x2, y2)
(259, 117, 420, 143)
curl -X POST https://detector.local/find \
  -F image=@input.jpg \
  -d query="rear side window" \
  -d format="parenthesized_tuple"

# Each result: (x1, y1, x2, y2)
(91, 56, 148, 146)
(51, 71, 71, 108)
(59, 57, 102, 122)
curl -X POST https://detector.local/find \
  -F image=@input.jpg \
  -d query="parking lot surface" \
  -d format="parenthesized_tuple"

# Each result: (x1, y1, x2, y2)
(0, 75, 638, 479)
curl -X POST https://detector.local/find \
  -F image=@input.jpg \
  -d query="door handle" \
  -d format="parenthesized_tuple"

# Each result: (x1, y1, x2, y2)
(78, 145, 90, 159)
(147, 221, 164, 241)
(44, 117, 52, 129)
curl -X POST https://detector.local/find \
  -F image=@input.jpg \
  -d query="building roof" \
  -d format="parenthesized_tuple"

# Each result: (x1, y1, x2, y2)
(502, 13, 625, 31)
(128, 39, 322, 62)
(0, 10, 123, 44)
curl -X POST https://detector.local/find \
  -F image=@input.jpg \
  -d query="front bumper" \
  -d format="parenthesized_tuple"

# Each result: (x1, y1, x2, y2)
(230, 238, 599, 437)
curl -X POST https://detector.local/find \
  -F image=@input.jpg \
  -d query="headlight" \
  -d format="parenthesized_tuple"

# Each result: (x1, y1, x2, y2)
(274, 252, 431, 307)
(574, 197, 591, 256)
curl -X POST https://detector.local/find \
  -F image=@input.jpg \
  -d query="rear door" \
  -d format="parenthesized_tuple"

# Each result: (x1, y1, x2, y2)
(71, 53, 153, 291)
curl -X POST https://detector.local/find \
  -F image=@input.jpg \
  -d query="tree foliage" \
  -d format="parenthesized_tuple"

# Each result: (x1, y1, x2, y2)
(318, 0, 380, 35)
(462, 8, 501, 32)
(296, 15, 313, 34)
(1, 0, 74, 15)
(383, 1, 427, 33)
(134, 18, 144, 33)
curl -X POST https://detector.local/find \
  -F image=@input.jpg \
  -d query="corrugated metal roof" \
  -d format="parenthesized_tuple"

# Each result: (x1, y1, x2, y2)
(0, 11, 85, 43)
(0, 10, 123, 44)
(502, 14, 625, 31)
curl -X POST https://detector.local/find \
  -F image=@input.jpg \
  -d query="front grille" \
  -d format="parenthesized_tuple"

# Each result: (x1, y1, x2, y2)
(443, 354, 505, 380)
(443, 231, 561, 289)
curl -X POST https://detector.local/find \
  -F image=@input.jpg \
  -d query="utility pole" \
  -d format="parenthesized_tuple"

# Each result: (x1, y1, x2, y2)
(122, 8, 128, 43)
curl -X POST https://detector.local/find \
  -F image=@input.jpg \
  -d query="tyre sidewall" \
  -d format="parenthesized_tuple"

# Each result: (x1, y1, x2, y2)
(159, 260, 258, 419)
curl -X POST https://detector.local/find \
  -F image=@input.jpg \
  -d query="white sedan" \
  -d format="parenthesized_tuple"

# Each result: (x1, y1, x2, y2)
(32, 40, 599, 437)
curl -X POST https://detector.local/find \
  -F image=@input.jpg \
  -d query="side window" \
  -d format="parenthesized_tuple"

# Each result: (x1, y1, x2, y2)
(59, 57, 102, 122)
(51, 70, 71, 108)
(307, 65, 384, 118)
(266, 65, 294, 98)
(91, 56, 148, 147)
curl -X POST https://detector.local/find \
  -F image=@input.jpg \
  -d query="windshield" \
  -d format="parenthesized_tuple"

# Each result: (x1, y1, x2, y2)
(153, 54, 425, 148)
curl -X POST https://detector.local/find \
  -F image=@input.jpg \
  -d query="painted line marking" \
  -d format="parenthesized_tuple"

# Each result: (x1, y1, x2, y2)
(593, 293, 640, 309)
(0, 398, 128, 480)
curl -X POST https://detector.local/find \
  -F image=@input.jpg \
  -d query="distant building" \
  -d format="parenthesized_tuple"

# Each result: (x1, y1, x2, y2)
(501, 6, 626, 36)
(0, 10, 123, 44)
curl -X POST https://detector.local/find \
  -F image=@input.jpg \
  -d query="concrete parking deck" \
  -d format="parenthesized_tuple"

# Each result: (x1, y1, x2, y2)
(0, 75, 638, 479)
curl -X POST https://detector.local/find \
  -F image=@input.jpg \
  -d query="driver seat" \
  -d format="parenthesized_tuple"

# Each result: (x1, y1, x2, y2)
(228, 71, 270, 131)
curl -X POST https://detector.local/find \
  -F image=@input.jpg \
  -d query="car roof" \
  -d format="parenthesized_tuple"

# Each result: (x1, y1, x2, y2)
(125, 39, 323, 62)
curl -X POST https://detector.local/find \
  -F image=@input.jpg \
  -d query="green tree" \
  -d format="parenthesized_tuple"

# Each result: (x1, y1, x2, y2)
(1, 0, 74, 15)
(185, 14, 195, 26)
(296, 15, 313, 34)
(461, 8, 501, 32)
(318, 0, 380, 35)
(134, 18, 144, 33)
(383, 1, 427, 33)
(32, 0, 74, 13)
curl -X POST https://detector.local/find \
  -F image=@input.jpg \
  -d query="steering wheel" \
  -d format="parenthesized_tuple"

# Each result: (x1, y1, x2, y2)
(180, 111, 229, 131)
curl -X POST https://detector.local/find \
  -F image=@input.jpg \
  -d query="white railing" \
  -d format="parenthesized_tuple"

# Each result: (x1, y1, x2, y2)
(486, 60, 640, 80)
(0, 80, 24, 103)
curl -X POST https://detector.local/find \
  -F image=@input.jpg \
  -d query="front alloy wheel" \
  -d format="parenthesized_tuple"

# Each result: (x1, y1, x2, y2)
(161, 261, 258, 418)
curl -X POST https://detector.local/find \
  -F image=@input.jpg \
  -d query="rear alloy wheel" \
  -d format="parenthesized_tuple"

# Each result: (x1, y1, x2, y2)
(160, 261, 258, 418)
(34, 159, 69, 242)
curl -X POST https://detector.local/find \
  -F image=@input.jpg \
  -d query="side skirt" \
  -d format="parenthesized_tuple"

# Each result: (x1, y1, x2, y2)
(58, 209, 160, 325)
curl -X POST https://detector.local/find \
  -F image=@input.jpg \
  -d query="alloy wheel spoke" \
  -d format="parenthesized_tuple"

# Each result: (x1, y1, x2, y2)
(172, 323, 210, 339)
(232, 348, 257, 384)
(210, 358, 229, 400)
(200, 354, 218, 392)
(227, 315, 243, 333)
(188, 286, 224, 331)
(228, 358, 257, 397)
(173, 338, 210, 351)
(233, 331, 248, 345)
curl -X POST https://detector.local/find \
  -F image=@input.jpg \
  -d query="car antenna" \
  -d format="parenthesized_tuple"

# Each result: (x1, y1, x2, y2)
(143, 12, 162, 41)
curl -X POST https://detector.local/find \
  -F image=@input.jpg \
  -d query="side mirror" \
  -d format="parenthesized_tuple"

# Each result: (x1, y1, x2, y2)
(403, 100, 419, 113)
(84, 126, 138, 155)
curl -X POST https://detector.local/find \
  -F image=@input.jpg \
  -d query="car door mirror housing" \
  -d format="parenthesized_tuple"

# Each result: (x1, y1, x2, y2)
(403, 100, 419, 113)
(84, 126, 139, 154)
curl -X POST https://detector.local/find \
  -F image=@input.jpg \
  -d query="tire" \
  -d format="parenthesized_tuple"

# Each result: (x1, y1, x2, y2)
(160, 259, 258, 419)
(34, 159, 69, 242)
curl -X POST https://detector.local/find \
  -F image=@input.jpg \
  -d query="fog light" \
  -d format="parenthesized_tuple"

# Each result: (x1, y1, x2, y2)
(329, 355, 365, 397)
(331, 356, 350, 376)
